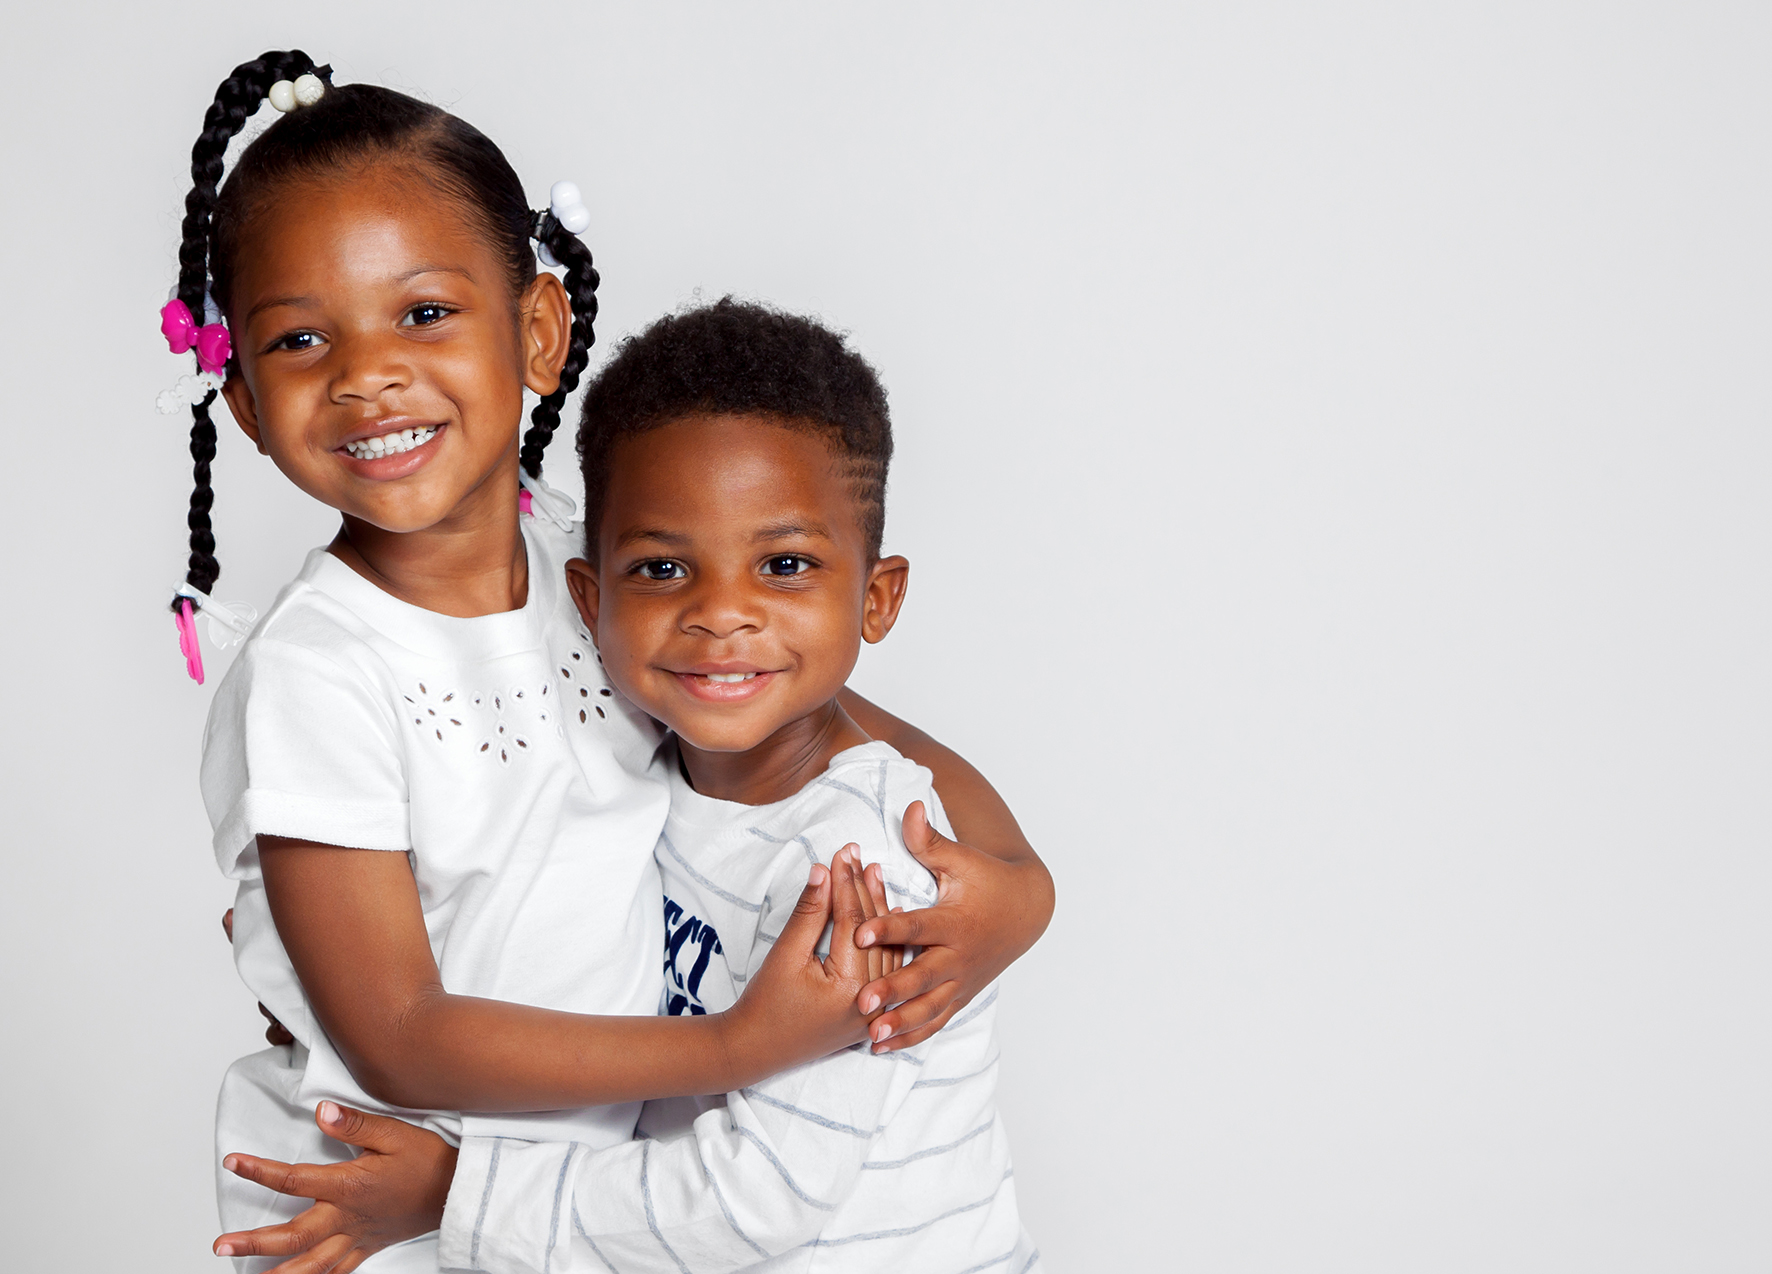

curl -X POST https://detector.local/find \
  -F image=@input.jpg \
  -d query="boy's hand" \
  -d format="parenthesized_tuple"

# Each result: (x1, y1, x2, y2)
(853, 801, 1036, 1052)
(213, 1101, 455, 1272)
(720, 847, 892, 1085)
(223, 907, 296, 1047)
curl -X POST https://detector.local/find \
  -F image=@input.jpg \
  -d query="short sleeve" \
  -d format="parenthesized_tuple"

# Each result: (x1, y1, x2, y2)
(200, 636, 410, 876)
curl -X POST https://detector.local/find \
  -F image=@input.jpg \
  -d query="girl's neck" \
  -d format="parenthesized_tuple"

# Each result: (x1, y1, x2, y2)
(327, 463, 530, 618)
(679, 700, 872, 807)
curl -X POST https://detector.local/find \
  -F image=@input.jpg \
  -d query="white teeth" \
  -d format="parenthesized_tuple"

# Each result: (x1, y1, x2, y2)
(345, 425, 438, 459)
(705, 672, 758, 683)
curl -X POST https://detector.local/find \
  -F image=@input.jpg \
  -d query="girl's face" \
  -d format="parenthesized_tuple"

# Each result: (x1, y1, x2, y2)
(220, 163, 567, 535)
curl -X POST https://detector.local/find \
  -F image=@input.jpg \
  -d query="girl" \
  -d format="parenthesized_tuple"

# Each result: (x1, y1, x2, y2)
(161, 51, 1052, 1273)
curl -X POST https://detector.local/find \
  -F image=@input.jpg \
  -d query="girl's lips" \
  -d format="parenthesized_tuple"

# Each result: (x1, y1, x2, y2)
(672, 670, 778, 703)
(337, 424, 445, 479)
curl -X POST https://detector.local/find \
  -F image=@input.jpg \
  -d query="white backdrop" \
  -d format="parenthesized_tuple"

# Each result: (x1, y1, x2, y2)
(2, 3, 1768, 1270)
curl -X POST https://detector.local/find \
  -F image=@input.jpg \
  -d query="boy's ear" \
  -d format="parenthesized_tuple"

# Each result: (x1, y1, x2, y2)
(520, 273, 572, 397)
(220, 374, 267, 454)
(564, 557, 602, 641)
(861, 556, 910, 644)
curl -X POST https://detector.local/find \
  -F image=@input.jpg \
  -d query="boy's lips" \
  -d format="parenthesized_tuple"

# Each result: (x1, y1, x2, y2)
(670, 663, 781, 703)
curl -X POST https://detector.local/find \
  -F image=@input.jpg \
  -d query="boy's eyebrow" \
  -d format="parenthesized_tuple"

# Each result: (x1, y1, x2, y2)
(752, 521, 833, 542)
(614, 526, 690, 549)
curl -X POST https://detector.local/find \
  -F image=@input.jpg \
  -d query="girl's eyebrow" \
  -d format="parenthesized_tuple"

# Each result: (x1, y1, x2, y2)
(397, 264, 475, 283)
(247, 294, 319, 322)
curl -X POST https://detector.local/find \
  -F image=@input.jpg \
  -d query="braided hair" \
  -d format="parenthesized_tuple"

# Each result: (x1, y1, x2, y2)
(168, 51, 600, 619)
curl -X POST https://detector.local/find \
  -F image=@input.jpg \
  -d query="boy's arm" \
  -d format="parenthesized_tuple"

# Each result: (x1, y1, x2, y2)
(838, 688, 1055, 1047)
(258, 838, 878, 1110)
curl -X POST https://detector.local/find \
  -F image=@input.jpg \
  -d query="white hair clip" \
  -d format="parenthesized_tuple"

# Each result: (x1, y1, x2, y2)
(535, 180, 591, 267)
(518, 467, 577, 533)
(269, 73, 325, 114)
(157, 371, 225, 414)
(174, 582, 259, 649)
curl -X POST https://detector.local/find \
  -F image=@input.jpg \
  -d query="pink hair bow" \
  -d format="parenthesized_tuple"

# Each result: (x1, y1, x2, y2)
(160, 298, 231, 375)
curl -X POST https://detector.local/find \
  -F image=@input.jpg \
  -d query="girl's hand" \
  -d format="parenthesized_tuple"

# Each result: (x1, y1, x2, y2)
(719, 847, 895, 1086)
(213, 1101, 455, 1273)
(853, 801, 1041, 1052)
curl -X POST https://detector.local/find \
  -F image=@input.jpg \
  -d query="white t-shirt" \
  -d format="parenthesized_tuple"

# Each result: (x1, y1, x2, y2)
(439, 741, 1038, 1274)
(203, 516, 671, 1262)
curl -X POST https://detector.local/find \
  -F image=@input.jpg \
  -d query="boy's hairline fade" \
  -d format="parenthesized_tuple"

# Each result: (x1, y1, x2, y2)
(577, 298, 893, 564)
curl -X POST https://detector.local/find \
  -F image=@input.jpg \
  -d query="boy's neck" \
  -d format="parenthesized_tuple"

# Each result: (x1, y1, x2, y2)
(678, 700, 873, 806)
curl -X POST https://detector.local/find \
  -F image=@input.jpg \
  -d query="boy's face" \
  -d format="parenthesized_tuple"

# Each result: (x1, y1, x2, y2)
(567, 413, 909, 754)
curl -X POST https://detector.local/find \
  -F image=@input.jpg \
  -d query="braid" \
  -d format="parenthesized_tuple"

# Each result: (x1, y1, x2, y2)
(520, 222, 601, 479)
(170, 51, 328, 611)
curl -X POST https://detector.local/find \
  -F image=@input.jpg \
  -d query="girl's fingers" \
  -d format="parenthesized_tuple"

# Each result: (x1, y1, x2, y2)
(774, 860, 833, 961)
(214, 1204, 342, 1258)
(222, 1152, 359, 1203)
(871, 997, 961, 1052)
(856, 861, 885, 984)
(824, 848, 870, 984)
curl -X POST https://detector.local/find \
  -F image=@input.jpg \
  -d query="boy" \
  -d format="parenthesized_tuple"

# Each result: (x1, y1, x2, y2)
(219, 299, 1039, 1272)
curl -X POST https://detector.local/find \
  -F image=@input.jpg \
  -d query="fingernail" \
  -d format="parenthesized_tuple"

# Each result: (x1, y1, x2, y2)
(857, 931, 875, 948)
(222, 1155, 240, 1174)
(216, 1244, 236, 1257)
(810, 864, 828, 886)
(871, 1021, 891, 1043)
(319, 1101, 340, 1124)
(860, 993, 879, 1014)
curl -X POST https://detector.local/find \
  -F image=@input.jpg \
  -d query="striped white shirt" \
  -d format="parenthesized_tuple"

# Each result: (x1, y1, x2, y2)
(438, 741, 1039, 1274)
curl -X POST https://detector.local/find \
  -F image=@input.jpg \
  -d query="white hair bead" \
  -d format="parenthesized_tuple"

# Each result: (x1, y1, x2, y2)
(549, 181, 582, 212)
(292, 74, 325, 106)
(268, 80, 298, 113)
(557, 203, 591, 234)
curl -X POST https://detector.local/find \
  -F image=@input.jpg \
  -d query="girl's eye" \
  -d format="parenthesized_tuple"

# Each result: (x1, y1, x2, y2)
(762, 555, 814, 577)
(636, 560, 686, 581)
(402, 303, 453, 327)
(269, 330, 323, 353)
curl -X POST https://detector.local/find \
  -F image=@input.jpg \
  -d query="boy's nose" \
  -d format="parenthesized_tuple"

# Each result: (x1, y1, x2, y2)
(680, 579, 765, 639)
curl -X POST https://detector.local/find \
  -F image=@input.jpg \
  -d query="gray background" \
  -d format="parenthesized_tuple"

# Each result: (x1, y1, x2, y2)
(2, 3, 1768, 1269)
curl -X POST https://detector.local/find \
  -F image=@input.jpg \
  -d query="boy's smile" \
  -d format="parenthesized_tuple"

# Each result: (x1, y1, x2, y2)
(567, 413, 909, 804)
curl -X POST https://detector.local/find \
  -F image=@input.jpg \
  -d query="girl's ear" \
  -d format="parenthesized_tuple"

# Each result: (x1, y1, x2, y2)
(861, 555, 910, 644)
(221, 374, 268, 454)
(564, 556, 602, 641)
(519, 272, 572, 396)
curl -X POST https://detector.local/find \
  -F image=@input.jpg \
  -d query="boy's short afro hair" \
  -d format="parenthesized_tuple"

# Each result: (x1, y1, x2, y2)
(577, 297, 893, 558)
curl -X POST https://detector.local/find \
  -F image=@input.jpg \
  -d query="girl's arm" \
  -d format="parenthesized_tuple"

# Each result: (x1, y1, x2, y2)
(838, 689, 1056, 1049)
(259, 838, 881, 1111)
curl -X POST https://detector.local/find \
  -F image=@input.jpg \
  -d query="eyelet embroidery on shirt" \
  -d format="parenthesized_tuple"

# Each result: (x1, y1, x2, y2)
(404, 685, 466, 742)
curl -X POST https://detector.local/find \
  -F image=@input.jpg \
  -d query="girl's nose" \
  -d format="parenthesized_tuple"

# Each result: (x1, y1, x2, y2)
(327, 330, 414, 403)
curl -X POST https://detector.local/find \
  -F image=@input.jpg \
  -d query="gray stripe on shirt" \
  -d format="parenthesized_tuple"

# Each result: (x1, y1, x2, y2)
(861, 1116, 995, 1169)
(912, 1054, 1000, 1090)
(742, 1086, 875, 1137)
(661, 831, 763, 912)
(543, 1143, 581, 1274)
(804, 1167, 1013, 1246)
(469, 1137, 504, 1270)
(640, 1140, 693, 1274)
(732, 1122, 837, 1211)
(569, 1194, 620, 1272)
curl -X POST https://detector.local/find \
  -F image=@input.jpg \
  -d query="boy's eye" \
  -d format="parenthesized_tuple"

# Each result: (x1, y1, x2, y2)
(762, 555, 814, 577)
(636, 560, 686, 581)
(402, 303, 453, 327)
(268, 330, 323, 353)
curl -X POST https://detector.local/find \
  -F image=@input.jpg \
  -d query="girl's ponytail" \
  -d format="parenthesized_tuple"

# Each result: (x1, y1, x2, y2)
(171, 51, 331, 608)
(523, 198, 601, 482)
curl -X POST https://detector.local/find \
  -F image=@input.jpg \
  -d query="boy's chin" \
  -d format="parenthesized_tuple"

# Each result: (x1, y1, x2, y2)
(668, 719, 777, 756)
